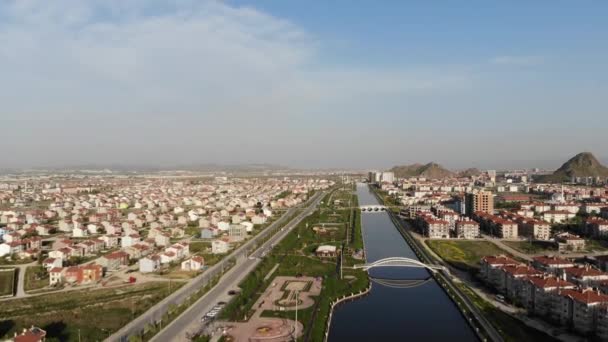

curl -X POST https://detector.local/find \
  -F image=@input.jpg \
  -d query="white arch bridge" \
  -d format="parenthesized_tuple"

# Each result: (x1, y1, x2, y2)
(359, 205, 388, 212)
(350, 257, 447, 273)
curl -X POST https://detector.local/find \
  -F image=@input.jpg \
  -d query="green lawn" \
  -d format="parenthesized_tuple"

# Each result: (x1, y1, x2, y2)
(189, 241, 211, 254)
(426, 240, 509, 271)
(456, 283, 558, 342)
(0, 269, 15, 297)
(24, 266, 49, 292)
(503, 241, 558, 255)
(0, 282, 182, 341)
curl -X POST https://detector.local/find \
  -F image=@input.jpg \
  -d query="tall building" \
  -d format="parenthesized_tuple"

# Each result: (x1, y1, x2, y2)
(381, 172, 395, 183)
(466, 190, 494, 216)
(487, 170, 497, 183)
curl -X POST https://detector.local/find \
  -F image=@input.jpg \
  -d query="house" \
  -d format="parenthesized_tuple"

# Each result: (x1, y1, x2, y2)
(200, 228, 215, 239)
(35, 225, 52, 236)
(480, 255, 519, 289)
(166, 242, 189, 259)
(170, 227, 185, 238)
(181, 256, 204, 271)
(98, 251, 129, 270)
(542, 210, 575, 224)
(42, 257, 62, 271)
(532, 256, 576, 274)
(422, 218, 450, 239)
(0, 241, 23, 257)
(501, 265, 543, 299)
(587, 218, 608, 238)
(139, 255, 161, 273)
(86, 224, 100, 235)
(211, 239, 230, 254)
(563, 265, 608, 286)
(523, 276, 575, 316)
(455, 219, 479, 239)
(121, 234, 141, 248)
(48, 248, 69, 261)
(316, 245, 338, 258)
(63, 264, 103, 285)
(72, 226, 88, 238)
(228, 224, 247, 240)
(160, 251, 177, 264)
(154, 233, 171, 247)
(520, 219, 552, 240)
(101, 234, 119, 248)
(199, 218, 210, 228)
(49, 267, 64, 285)
(79, 264, 104, 284)
(559, 288, 608, 335)
(13, 326, 47, 342)
(252, 214, 267, 225)
(553, 233, 585, 252)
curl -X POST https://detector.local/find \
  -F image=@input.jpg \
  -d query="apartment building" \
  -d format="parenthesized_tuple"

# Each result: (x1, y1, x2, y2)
(455, 219, 480, 239)
(465, 190, 494, 216)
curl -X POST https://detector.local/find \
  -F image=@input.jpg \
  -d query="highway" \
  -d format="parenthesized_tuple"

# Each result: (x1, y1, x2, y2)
(108, 191, 325, 342)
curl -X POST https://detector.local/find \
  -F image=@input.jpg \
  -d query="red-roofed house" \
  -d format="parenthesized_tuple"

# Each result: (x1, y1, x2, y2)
(523, 276, 575, 317)
(559, 288, 608, 335)
(480, 255, 520, 288)
(181, 256, 204, 271)
(532, 256, 576, 274)
(563, 266, 608, 286)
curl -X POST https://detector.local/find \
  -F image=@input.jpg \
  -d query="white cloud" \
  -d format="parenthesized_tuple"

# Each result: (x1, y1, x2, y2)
(0, 0, 467, 119)
(0, 0, 476, 168)
(491, 55, 543, 66)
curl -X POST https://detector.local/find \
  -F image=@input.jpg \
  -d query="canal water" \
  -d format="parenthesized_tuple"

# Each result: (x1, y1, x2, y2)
(328, 183, 477, 341)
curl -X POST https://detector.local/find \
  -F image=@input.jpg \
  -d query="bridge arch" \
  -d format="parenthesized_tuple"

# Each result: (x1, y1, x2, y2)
(352, 257, 446, 273)
(359, 205, 387, 212)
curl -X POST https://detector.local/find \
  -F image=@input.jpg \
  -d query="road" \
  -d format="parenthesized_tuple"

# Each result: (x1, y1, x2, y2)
(150, 191, 325, 342)
(108, 191, 325, 342)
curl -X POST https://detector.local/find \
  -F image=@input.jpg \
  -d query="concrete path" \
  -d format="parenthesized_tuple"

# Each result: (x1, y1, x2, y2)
(481, 234, 533, 261)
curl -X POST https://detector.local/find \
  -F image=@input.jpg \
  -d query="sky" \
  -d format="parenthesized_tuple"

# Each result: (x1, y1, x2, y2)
(1, 0, 607, 170)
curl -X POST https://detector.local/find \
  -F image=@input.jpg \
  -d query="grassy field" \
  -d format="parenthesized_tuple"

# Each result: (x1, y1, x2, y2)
(426, 240, 509, 271)
(0, 269, 15, 297)
(24, 266, 49, 292)
(0, 282, 182, 341)
(219, 188, 369, 342)
(189, 241, 211, 254)
(585, 239, 608, 252)
(456, 283, 558, 342)
(503, 241, 558, 254)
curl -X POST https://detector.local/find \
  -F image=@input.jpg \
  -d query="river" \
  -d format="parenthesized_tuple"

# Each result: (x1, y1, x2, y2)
(327, 183, 477, 341)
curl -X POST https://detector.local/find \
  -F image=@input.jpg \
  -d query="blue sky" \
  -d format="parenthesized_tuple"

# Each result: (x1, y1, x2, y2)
(1, 0, 607, 170)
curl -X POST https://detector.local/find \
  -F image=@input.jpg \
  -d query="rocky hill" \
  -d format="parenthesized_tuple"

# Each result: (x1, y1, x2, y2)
(539, 152, 608, 182)
(390, 162, 454, 179)
(457, 168, 481, 178)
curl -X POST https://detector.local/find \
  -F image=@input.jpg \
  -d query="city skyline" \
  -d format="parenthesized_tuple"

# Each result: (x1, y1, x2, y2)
(1, 0, 607, 169)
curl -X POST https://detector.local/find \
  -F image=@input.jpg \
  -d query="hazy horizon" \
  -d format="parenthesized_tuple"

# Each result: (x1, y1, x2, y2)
(2, 1, 607, 170)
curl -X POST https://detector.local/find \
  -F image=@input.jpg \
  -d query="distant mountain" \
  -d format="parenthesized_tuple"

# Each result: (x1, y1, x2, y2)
(457, 168, 481, 178)
(390, 162, 454, 179)
(538, 152, 608, 182)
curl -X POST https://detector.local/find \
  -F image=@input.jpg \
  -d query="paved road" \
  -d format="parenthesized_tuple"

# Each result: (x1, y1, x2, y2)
(108, 191, 325, 342)
(150, 192, 325, 342)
